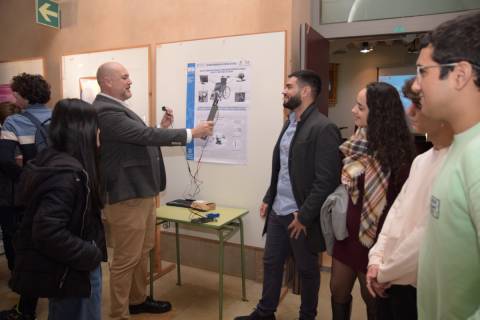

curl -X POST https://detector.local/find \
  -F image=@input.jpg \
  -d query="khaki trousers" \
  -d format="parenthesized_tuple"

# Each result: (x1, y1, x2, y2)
(104, 197, 156, 320)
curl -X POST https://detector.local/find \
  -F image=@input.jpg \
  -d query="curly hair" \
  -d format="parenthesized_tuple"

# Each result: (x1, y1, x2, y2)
(366, 82, 415, 182)
(401, 77, 421, 107)
(10, 73, 51, 104)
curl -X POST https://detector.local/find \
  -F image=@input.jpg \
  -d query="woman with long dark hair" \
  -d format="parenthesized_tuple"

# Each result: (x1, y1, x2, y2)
(10, 98, 106, 320)
(329, 82, 415, 320)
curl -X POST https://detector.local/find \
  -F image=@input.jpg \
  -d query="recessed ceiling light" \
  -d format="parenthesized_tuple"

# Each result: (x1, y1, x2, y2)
(360, 41, 373, 54)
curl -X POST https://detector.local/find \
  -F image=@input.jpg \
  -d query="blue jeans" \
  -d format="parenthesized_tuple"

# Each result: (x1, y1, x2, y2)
(257, 212, 320, 320)
(48, 265, 102, 320)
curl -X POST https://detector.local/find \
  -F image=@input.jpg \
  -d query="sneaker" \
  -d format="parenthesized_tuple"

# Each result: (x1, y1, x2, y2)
(0, 306, 36, 320)
(129, 296, 172, 314)
(234, 309, 276, 320)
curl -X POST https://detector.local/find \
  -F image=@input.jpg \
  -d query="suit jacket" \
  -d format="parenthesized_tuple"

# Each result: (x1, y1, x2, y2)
(263, 104, 342, 253)
(93, 94, 187, 204)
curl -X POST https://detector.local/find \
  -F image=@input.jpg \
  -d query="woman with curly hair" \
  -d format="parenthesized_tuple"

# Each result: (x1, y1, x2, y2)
(329, 82, 415, 320)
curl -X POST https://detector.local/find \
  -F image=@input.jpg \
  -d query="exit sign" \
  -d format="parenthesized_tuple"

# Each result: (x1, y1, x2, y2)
(36, 0, 60, 29)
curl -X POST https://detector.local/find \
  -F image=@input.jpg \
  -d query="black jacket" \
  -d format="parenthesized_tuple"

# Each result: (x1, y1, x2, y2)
(263, 104, 342, 253)
(93, 94, 187, 204)
(11, 148, 107, 298)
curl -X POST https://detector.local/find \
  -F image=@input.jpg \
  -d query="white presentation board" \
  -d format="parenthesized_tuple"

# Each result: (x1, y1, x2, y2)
(0, 58, 44, 84)
(62, 47, 150, 123)
(156, 32, 286, 248)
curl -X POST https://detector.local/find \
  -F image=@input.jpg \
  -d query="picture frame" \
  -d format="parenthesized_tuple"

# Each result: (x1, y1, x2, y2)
(328, 63, 339, 106)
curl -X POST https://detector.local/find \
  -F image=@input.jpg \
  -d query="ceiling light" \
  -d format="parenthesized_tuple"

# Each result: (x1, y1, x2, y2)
(360, 41, 373, 54)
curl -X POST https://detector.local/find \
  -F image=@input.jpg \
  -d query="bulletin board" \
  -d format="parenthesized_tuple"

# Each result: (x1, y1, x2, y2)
(156, 31, 286, 248)
(62, 46, 150, 123)
(0, 58, 44, 102)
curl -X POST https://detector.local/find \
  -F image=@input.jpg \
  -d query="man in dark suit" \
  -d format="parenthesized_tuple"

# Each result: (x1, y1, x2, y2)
(235, 70, 342, 320)
(93, 62, 213, 320)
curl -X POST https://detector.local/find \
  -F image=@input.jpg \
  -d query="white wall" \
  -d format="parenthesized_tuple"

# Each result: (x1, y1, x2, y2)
(328, 43, 417, 138)
(156, 32, 286, 248)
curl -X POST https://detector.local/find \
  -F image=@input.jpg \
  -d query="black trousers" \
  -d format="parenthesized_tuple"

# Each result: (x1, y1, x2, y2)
(257, 212, 320, 320)
(0, 206, 17, 271)
(377, 284, 417, 320)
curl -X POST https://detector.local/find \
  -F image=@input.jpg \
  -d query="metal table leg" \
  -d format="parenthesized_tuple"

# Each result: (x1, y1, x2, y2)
(239, 218, 247, 301)
(218, 229, 225, 320)
(175, 222, 181, 285)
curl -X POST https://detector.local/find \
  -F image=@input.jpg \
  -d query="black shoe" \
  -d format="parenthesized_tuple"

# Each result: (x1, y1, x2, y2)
(0, 306, 36, 320)
(234, 309, 276, 320)
(129, 296, 172, 314)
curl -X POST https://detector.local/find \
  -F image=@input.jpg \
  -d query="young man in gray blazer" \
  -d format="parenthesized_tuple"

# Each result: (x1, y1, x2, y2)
(235, 70, 342, 320)
(93, 62, 213, 320)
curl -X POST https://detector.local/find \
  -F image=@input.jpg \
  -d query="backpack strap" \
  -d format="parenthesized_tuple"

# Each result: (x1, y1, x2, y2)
(19, 111, 49, 146)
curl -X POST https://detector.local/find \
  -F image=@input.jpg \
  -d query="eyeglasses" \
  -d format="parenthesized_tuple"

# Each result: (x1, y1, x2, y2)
(416, 63, 458, 80)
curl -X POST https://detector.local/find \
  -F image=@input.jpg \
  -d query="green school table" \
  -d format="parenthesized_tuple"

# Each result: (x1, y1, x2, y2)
(151, 205, 249, 320)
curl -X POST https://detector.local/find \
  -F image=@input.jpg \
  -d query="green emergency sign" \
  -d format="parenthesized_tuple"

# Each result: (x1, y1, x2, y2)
(36, 0, 60, 29)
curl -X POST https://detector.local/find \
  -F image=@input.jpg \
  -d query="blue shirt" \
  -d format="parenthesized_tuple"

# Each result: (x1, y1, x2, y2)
(272, 112, 299, 216)
(1, 104, 51, 145)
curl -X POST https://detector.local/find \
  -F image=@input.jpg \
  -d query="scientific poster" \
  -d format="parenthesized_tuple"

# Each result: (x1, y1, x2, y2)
(186, 60, 250, 164)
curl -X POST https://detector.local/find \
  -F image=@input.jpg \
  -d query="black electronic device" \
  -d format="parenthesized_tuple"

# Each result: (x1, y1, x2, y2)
(166, 198, 195, 209)
(161, 106, 167, 112)
(206, 91, 219, 121)
(207, 104, 218, 121)
(191, 217, 215, 224)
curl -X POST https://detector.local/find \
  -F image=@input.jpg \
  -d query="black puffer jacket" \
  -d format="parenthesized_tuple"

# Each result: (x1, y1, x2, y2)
(11, 148, 107, 298)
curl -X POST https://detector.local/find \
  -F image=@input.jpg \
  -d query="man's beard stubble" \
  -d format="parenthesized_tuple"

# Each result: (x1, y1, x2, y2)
(283, 93, 302, 110)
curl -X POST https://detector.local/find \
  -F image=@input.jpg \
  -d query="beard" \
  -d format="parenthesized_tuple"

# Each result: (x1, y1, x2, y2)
(283, 93, 302, 110)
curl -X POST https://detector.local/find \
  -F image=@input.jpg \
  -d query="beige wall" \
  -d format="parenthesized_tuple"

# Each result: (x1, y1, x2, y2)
(0, 0, 297, 118)
(328, 43, 417, 138)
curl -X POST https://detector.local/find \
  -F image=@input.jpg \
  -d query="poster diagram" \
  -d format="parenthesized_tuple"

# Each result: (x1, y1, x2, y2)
(186, 60, 250, 165)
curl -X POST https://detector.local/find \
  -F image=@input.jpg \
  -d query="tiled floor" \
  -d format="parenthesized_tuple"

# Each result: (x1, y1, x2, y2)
(0, 256, 367, 319)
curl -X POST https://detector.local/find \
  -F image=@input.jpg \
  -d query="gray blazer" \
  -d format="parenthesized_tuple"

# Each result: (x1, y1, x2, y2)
(93, 94, 187, 204)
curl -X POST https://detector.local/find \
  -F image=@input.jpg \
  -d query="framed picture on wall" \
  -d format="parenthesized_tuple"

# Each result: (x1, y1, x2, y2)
(328, 63, 338, 106)
(79, 77, 100, 104)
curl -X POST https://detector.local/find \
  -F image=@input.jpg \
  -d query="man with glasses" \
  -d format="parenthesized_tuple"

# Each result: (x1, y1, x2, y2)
(412, 12, 480, 320)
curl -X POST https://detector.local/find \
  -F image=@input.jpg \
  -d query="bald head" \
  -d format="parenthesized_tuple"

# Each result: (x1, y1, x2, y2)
(96, 62, 132, 101)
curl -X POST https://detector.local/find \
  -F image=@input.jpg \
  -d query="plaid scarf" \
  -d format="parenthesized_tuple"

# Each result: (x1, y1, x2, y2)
(339, 128, 390, 248)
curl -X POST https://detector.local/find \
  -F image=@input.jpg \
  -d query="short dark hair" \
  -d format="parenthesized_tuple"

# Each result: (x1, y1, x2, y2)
(419, 13, 480, 88)
(10, 73, 51, 104)
(288, 70, 322, 98)
(401, 77, 421, 107)
(50, 98, 103, 209)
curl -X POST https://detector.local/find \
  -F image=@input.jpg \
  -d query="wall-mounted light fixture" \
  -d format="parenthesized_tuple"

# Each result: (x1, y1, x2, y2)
(407, 38, 419, 54)
(360, 41, 373, 54)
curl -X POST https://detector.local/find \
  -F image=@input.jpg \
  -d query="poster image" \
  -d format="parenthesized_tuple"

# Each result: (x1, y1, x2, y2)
(79, 77, 100, 104)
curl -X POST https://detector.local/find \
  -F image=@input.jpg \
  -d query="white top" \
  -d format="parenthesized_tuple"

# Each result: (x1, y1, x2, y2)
(368, 146, 449, 286)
